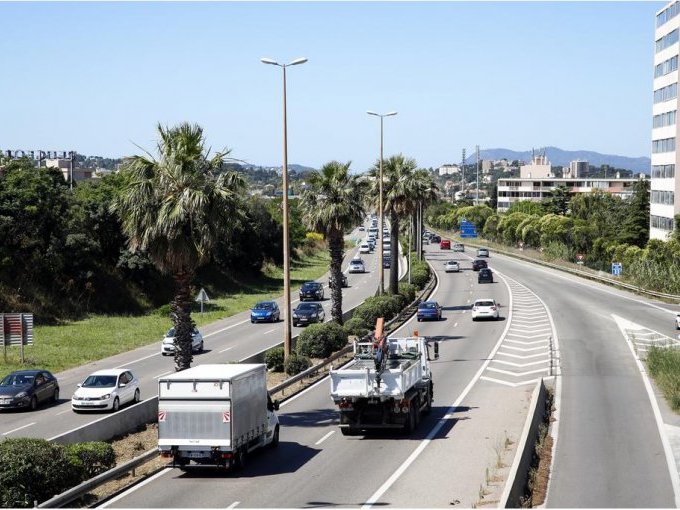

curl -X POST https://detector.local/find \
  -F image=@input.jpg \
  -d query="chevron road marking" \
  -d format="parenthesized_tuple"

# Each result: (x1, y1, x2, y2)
(511, 319, 551, 326)
(505, 333, 551, 340)
(490, 359, 550, 367)
(487, 367, 551, 376)
(496, 351, 549, 359)
(505, 339, 550, 346)
(501, 345, 548, 352)
(479, 376, 543, 387)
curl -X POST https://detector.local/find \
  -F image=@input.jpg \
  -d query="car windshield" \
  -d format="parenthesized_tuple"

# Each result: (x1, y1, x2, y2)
(420, 302, 438, 309)
(297, 303, 318, 312)
(166, 328, 176, 337)
(0, 373, 34, 386)
(447, 261, 457, 265)
(302, 283, 319, 290)
(476, 301, 495, 307)
(255, 302, 274, 310)
(81, 375, 117, 388)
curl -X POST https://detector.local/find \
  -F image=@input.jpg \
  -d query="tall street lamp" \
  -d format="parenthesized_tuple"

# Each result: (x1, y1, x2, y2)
(261, 56, 307, 360)
(367, 110, 397, 295)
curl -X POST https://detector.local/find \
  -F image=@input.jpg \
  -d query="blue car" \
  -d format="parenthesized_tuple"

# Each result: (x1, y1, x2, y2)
(251, 301, 281, 323)
(417, 301, 442, 322)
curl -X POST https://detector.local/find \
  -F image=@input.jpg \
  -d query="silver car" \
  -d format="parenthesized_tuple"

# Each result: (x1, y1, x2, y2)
(349, 258, 365, 273)
(161, 327, 204, 356)
(471, 298, 500, 321)
(444, 260, 460, 273)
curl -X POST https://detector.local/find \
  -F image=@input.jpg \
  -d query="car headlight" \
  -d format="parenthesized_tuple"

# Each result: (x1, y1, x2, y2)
(100, 394, 111, 400)
(15, 391, 27, 399)
(293, 313, 298, 318)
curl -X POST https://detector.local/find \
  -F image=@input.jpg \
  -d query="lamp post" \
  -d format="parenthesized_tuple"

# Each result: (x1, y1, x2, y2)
(367, 110, 397, 295)
(261, 56, 307, 360)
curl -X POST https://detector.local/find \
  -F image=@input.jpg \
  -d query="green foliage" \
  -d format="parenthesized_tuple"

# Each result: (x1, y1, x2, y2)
(296, 322, 348, 358)
(284, 352, 311, 376)
(541, 241, 572, 262)
(343, 317, 370, 338)
(409, 258, 431, 288)
(265, 346, 285, 372)
(647, 346, 680, 411)
(398, 282, 417, 303)
(352, 295, 402, 327)
(0, 438, 81, 508)
(63, 442, 116, 480)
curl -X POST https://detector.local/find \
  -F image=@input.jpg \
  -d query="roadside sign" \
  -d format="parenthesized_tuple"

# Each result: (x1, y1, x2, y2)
(195, 288, 210, 313)
(576, 254, 585, 265)
(611, 262, 622, 276)
(1, 313, 33, 363)
(460, 219, 478, 239)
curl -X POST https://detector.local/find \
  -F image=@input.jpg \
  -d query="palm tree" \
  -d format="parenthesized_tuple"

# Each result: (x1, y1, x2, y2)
(113, 122, 245, 371)
(408, 170, 439, 259)
(299, 161, 365, 324)
(369, 154, 419, 295)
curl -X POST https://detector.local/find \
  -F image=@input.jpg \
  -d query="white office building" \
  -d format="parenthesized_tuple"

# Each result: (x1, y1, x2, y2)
(652, 1, 680, 239)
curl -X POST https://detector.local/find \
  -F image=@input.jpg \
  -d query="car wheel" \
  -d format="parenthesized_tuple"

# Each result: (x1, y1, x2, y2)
(293, 321, 298, 327)
(251, 320, 255, 324)
(111, 397, 120, 413)
(417, 318, 421, 322)
(29, 396, 38, 411)
(133, 389, 141, 404)
(53, 387, 60, 403)
(198, 341, 204, 353)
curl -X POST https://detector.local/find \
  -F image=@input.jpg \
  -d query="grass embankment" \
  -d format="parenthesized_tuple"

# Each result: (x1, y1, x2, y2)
(647, 345, 680, 411)
(0, 251, 330, 379)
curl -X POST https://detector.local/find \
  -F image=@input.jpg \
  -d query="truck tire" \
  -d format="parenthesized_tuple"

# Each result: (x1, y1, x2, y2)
(404, 401, 417, 434)
(423, 385, 433, 415)
(234, 448, 247, 470)
(270, 425, 280, 448)
(340, 427, 357, 436)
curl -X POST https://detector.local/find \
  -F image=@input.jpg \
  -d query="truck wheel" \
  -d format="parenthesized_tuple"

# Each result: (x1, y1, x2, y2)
(270, 425, 280, 448)
(340, 427, 356, 436)
(423, 387, 432, 415)
(234, 448, 247, 470)
(404, 402, 417, 434)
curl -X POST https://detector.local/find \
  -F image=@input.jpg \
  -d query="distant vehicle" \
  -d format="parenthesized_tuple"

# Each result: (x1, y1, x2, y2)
(299, 281, 324, 301)
(444, 260, 460, 273)
(477, 248, 490, 257)
(293, 302, 325, 327)
(330, 273, 348, 288)
(72, 369, 140, 412)
(0, 370, 59, 411)
(366, 238, 376, 250)
(161, 327, 204, 356)
(472, 259, 488, 271)
(453, 243, 465, 252)
(676, 313, 680, 330)
(440, 239, 451, 250)
(359, 243, 371, 254)
(349, 258, 366, 273)
(417, 300, 442, 322)
(383, 255, 391, 268)
(251, 301, 280, 323)
(471, 298, 500, 321)
(478, 267, 494, 283)
(358, 226, 365, 231)
(430, 234, 441, 243)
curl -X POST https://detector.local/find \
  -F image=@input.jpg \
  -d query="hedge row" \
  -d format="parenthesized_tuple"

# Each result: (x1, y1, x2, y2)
(0, 438, 115, 508)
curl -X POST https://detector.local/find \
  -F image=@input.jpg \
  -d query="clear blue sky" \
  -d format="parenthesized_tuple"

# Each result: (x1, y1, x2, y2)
(0, 1, 665, 172)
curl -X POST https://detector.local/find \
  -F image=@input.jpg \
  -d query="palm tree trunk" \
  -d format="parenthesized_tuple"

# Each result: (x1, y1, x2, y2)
(389, 211, 399, 295)
(172, 269, 195, 371)
(328, 228, 344, 324)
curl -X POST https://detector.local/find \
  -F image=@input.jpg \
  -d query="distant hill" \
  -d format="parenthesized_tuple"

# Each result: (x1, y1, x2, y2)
(465, 146, 650, 174)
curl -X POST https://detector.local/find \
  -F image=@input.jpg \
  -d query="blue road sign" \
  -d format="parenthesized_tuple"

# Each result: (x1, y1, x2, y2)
(460, 219, 478, 238)
(611, 262, 622, 276)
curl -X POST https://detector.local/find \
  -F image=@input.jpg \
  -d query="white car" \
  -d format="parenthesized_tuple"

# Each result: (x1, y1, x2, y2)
(676, 313, 680, 330)
(359, 243, 370, 254)
(72, 369, 140, 412)
(349, 258, 365, 273)
(471, 298, 500, 321)
(444, 260, 460, 273)
(161, 326, 204, 356)
(477, 248, 490, 257)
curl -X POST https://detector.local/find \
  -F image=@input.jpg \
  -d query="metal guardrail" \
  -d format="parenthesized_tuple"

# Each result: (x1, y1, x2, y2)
(37, 449, 158, 508)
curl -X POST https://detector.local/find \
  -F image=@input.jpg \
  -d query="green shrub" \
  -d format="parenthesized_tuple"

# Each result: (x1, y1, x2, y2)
(409, 259, 431, 289)
(265, 346, 285, 372)
(389, 292, 407, 310)
(297, 322, 348, 358)
(344, 317, 371, 338)
(284, 352, 311, 376)
(0, 438, 81, 508)
(398, 282, 417, 304)
(353, 295, 401, 327)
(64, 442, 116, 480)
(156, 303, 172, 317)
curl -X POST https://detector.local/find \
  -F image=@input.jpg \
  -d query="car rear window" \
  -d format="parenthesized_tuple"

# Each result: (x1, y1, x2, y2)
(475, 300, 495, 307)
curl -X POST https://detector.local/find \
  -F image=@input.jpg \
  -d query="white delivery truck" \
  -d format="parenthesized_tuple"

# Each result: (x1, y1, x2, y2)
(158, 364, 279, 470)
(330, 327, 439, 436)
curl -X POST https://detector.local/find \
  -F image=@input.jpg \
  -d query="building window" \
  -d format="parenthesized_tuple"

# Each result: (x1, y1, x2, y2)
(651, 190, 675, 204)
(655, 55, 679, 78)
(652, 137, 676, 153)
(652, 164, 676, 178)
(656, 28, 679, 53)
(658, 2, 680, 28)
(653, 110, 677, 128)
(653, 83, 678, 103)
(651, 214, 675, 231)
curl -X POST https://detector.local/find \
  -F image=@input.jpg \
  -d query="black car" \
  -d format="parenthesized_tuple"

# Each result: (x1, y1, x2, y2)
(430, 234, 441, 243)
(331, 274, 348, 288)
(478, 268, 494, 283)
(383, 255, 391, 268)
(292, 302, 325, 327)
(0, 370, 59, 411)
(472, 259, 488, 271)
(299, 281, 324, 301)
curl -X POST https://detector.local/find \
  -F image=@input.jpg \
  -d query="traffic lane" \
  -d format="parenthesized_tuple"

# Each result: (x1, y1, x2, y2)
(488, 253, 676, 507)
(0, 234, 379, 438)
(107, 248, 510, 508)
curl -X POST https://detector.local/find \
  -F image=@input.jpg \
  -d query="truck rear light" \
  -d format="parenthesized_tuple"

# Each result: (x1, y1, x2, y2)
(160, 452, 173, 458)
(221, 453, 232, 459)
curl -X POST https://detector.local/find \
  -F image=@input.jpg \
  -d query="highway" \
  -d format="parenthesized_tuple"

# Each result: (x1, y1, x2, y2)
(0, 226, 395, 441)
(101, 242, 680, 508)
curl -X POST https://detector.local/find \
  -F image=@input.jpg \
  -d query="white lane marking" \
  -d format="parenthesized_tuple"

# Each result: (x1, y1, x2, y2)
(315, 430, 335, 445)
(203, 319, 250, 338)
(225, 502, 240, 509)
(97, 467, 173, 508)
(2, 422, 36, 436)
(263, 328, 276, 335)
(612, 315, 680, 506)
(116, 351, 158, 368)
(56, 409, 71, 416)
(220, 346, 234, 353)
(454, 322, 458, 327)
(154, 371, 174, 380)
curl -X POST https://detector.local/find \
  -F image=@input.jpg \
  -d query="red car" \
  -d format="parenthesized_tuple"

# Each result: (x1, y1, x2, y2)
(440, 239, 451, 250)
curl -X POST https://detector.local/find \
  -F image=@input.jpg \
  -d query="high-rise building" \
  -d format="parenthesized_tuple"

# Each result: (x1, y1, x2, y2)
(652, 1, 680, 239)
(566, 160, 588, 178)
